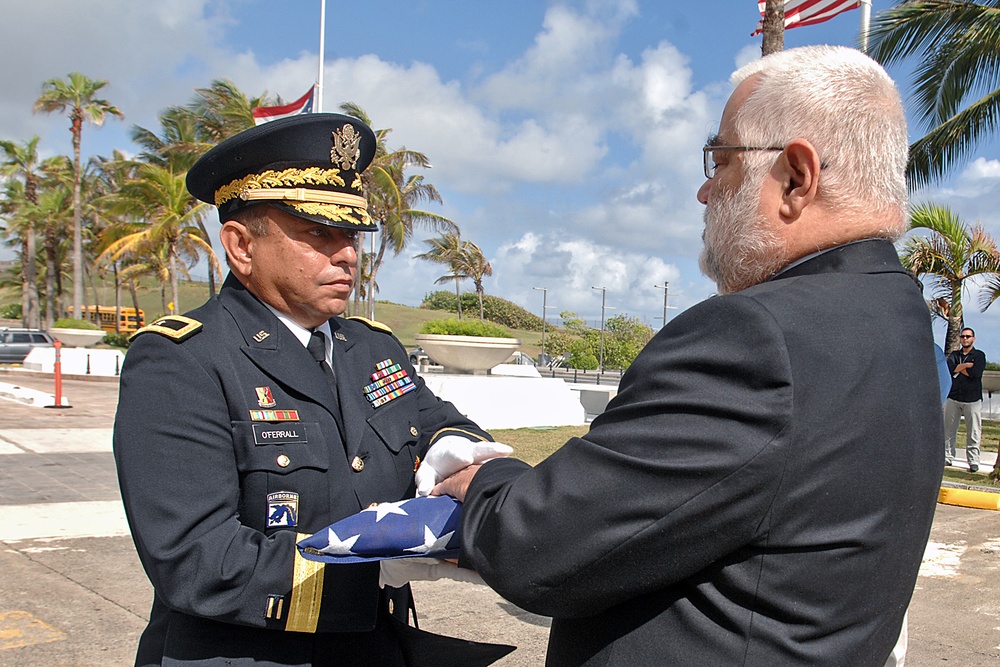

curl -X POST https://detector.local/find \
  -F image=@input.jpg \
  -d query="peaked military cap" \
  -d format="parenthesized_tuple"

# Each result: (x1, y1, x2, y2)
(186, 113, 377, 231)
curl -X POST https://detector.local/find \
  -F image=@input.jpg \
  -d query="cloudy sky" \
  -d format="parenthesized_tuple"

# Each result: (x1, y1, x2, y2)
(5, 0, 1000, 357)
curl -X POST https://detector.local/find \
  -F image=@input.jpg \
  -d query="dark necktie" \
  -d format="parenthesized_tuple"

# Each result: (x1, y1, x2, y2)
(307, 330, 338, 401)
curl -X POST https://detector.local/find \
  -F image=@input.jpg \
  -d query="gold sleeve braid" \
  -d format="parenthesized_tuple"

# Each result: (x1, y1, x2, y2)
(285, 533, 325, 633)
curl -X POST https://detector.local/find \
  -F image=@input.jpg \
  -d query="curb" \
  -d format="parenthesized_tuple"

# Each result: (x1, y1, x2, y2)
(939, 481, 1000, 511)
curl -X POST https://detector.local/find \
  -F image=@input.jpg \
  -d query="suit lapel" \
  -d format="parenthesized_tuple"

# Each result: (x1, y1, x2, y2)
(218, 275, 346, 439)
(330, 318, 370, 462)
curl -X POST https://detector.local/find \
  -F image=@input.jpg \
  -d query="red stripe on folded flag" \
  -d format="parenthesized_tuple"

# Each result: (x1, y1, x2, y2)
(752, 0, 860, 36)
(251, 86, 316, 126)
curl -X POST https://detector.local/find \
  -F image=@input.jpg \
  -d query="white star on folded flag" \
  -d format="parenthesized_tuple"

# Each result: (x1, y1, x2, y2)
(317, 529, 360, 555)
(362, 501, 410, 522)
(405, 525, 456, 554)
(297, 495, 463, 563)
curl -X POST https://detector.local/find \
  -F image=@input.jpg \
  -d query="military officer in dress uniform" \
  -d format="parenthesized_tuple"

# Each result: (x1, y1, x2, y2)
(113, 113, 507, 667)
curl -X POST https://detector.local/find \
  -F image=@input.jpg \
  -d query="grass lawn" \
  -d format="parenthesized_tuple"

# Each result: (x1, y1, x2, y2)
(942, 418, 1000, 487)
(489, 425, 588, 466)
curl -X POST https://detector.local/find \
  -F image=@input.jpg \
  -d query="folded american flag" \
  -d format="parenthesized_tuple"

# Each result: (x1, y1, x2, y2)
(297, 495, 462, 564)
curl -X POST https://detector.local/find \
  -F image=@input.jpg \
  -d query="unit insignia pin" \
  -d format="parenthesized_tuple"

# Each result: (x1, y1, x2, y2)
(255, 386, 277, 408)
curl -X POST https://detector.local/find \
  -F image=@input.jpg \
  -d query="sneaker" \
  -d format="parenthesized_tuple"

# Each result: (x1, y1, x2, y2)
(945, 459, 953, 467)
(970, 465, 979, 473)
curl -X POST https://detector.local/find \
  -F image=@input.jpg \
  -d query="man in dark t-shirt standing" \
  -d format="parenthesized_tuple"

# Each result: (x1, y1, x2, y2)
(945, 328, 987, 471)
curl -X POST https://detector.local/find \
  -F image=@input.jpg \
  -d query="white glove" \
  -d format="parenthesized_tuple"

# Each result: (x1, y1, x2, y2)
(415, 435, 513, 497)
(379, 557, 486, 588)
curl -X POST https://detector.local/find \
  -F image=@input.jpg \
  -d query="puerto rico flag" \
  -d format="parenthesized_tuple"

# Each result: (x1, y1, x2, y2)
(297, 495, 463, 564)
(252, 85, 316, 126)
(752, 0, 860, 35)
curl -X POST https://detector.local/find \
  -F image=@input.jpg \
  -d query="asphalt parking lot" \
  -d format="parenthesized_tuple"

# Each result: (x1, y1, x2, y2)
(0, 371, 998, 665)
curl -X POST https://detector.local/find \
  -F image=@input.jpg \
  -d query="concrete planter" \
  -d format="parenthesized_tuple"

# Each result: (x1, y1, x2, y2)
(48, 327, 106, 348)
(982, 370, 1000, 393)
(413, 333, 521, 374)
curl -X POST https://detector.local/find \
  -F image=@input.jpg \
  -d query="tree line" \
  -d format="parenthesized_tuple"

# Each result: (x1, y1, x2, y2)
(0, 75, 491, 332)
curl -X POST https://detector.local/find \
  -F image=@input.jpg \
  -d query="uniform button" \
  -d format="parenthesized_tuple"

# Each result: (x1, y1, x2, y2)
(409, 426, 418, 437)
(276, 454, 290, 468)
(351, 456, 365, 472)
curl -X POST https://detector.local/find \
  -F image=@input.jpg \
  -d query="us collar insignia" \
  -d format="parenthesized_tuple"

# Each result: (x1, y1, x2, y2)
(364, 358, 415, 408)
(334, 331, 347, 341)
(253, 330, 270, 343)
(331, 124, 361, 170)
(249, 409, 300, 422)
(267, 491, 299, 528)
(256, 386, 277, 408)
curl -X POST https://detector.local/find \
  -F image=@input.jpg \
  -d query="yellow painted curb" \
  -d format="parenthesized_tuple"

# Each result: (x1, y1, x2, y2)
(938, 486, 1000, 511)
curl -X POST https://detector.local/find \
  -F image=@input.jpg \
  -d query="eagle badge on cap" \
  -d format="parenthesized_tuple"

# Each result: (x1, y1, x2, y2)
(331, 125, 361, 170)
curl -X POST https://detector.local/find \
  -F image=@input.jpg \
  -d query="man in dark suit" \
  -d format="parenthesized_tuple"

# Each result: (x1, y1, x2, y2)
(114, 114, 507, 666)
(436, 46, 944, 666)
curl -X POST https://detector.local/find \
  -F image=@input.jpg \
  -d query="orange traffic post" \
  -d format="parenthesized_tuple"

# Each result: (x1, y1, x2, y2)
(44, 339, 70, 409)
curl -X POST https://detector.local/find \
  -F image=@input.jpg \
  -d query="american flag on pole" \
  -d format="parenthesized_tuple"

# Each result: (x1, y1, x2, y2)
(752, 0, 861, 36)
(297, 495, 463, 564)
(251, 85, 317, 126)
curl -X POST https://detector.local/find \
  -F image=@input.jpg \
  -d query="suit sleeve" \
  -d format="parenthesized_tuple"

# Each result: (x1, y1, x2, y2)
(113, 333, 375, 631)
(458, 295, 794, 618)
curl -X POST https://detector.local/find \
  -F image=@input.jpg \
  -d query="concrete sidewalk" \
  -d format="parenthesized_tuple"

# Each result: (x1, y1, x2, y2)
(1, 373, 1000, 665)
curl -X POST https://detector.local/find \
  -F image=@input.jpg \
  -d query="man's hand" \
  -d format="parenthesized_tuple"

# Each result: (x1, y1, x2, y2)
(415, 436, 511, 497)
(432, 464, 482, 503)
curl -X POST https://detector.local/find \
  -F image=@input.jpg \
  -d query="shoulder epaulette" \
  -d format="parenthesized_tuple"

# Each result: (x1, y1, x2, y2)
(346, 316, 393, 334)
(129, 315, 203, 343)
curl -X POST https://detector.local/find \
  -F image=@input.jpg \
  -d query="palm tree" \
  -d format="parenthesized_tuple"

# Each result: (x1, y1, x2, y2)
(34, 72, 123, 320)
(901, 203, 1000, 352)
(762, 0, 786, 55)
(867, 1, 1000, 189)
(458, 241, 493, 320)
(340, 102, 458, 318)
(0, 136, 49, 328)
(417, 233, 472, 319)
(98, 163, 216, 314)
(33, 178, 74, 327)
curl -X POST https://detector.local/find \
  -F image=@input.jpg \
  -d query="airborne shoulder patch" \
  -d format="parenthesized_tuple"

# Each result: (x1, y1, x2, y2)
(346, 316, 393, 334)
(130, 315, 203, 343)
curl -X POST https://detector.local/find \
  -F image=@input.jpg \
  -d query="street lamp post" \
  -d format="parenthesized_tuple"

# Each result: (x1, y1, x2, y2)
(654, 282, 677, 329)
(533, 287, 548, 355)
(592, 286, 607, 372)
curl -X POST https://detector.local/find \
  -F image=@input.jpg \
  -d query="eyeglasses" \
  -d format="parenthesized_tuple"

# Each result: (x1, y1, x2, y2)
(960, 335, 974, 339)
(703, 144, 784, 179)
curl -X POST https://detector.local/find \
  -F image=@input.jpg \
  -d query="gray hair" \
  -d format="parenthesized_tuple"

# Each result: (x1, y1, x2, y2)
(731, 45, 908, 236)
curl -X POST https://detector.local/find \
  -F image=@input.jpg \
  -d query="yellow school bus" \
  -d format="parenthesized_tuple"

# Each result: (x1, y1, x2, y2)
(69, 305, 145, 335)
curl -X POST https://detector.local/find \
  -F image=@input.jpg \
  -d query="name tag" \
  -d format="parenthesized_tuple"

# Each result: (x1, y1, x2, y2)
(252, 423, 307, 446)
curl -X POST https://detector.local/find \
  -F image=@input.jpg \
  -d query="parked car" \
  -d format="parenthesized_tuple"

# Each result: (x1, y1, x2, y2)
(0, 328, 55, 363)
(408, 347, 436, 366)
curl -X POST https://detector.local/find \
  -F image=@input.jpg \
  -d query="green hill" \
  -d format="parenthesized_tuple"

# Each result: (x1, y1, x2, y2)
(3, 277, 545, 358)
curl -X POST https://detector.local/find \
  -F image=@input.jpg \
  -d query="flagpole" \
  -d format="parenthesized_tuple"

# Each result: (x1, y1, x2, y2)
(317, 0, 326, 112)
(860, 0, 872, 52)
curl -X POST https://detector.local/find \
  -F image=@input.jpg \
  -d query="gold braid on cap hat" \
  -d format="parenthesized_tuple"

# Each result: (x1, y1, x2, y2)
(213, 167, 352, 207)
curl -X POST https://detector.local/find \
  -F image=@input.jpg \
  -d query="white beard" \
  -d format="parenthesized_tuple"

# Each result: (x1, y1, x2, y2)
(699, 169, 787, 294)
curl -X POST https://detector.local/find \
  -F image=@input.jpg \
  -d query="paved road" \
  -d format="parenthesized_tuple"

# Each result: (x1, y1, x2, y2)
(0, 371, 998, 665)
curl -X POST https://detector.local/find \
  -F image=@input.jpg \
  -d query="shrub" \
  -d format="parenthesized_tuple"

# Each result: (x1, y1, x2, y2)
(421, 291, 458, 311)
(419, 318, 513, 338)
(421, 290, 545, 331)
(0, 303, 22, 319)
(104, 332, 132, 349)
(52, 318, 103, 330)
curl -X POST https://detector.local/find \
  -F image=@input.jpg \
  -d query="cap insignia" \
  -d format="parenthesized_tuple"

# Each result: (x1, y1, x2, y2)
(331, 125, 361, 170)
